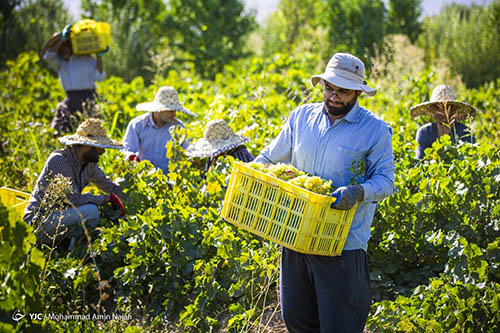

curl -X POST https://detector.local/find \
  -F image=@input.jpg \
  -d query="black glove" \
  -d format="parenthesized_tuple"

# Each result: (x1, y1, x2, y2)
(330, 185, 362, 210)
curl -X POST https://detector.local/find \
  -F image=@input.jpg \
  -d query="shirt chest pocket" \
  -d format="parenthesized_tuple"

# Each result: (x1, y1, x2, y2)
(329, 146, 366, 187)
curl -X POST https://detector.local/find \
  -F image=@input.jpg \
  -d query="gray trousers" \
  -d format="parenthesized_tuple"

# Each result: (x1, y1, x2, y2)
(38, 204, 100, 245)
(280, 248, 371, 333)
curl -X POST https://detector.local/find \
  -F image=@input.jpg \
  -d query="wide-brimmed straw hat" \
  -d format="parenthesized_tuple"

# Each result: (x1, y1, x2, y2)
(136, 86, 197, 117)
(185, 119, 250, 158)
(410, 85, 477, 121)
(310, 53, 377, 97)
(59, 118, 122, 149)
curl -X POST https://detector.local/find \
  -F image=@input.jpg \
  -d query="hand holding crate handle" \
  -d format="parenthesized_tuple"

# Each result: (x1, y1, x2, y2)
(330, 185, 363, 210)
(97, 46, 110, 56)
(61, 24, 72, 41)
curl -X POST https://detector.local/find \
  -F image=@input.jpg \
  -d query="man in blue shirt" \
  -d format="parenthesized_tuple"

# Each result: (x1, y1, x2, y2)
(122, 86, 197, 174)
(254, 53, 395, 332)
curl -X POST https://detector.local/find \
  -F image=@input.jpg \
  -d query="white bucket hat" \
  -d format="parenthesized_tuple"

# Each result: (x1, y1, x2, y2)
(136, 86, 197, 117)
(185, 119, 250, 158)
(410, 85, 477, 121)
(59, 118, 122, 149)
(310, 52, 377, 97)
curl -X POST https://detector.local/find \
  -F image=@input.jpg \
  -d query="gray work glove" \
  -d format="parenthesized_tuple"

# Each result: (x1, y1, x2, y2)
(330, 185, 362, 210)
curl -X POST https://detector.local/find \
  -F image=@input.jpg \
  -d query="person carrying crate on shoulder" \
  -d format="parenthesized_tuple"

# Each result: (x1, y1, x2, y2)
(253, 52, 395, 332)
(23, 118, 126, 249)
(40, 22, 109, 134)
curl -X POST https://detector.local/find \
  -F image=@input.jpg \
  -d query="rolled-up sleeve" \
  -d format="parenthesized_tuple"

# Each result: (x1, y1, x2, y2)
(94, 68, 105, 82)
(43, 50, 62, 71)
(361, 124, 395, 202)
(89, 166, 126, 200)
(122, 121, 140, 159)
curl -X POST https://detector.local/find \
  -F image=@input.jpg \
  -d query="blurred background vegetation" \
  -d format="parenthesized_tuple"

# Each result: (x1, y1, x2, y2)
(1, 0, 499, 88)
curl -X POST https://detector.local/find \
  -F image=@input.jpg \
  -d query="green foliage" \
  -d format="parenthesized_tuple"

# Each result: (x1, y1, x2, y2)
(1, 47, 499, 331)
(368, 275, 500, 332)
(0, 0, 70, 64)
(0, 52, 61, 189)
(165, 0, 256, 79)
(0, 203, 45, 330)
(258, 0, 388, 65)
(325, 0, 387, 63)
(260, 0, 325, 57)
(386, 0, 422, 42)
(81, 0, 255, 81)
(368, 139, 500, 299)
(81, 0, 168, 82)
(418, 2, 500, 88)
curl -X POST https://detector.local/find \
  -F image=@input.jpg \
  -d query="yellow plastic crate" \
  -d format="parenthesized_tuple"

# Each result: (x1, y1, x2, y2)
(0, 187, 30, 218)
(70, 19, 111, 55)
(221, 162, 358, 256)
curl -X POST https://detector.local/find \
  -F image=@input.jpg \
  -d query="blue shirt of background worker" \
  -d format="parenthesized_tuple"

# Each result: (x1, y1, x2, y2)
(411, 84, 477, 159)
(41, 31, 106, 133)
(122, 86, 196, 173)
(253, 53, 395, 333)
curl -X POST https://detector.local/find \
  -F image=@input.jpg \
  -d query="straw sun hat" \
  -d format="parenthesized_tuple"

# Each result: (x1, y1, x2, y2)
(136, 86, 197, 117)
(310, 52, 377, 97)
(410, 85, 477, 121)
(59, 118, 122, 149)
(185, 119, 250, 158)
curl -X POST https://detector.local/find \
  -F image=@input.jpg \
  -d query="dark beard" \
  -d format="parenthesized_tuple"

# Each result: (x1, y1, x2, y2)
(83, 147, 100, 163)
(325, 96, 358, 117)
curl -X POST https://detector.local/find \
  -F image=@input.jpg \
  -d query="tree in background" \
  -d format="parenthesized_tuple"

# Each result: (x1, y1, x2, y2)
(386, 0, 422, 43)
(81, 0, 167, 83)
(81, 0, 255, 82)
(164, 0, 255, 79)
(418, 2, 500, 88)
(0, 0, 70, 64)
(324, 0, 386, 65)
(258, 0, 387, 69)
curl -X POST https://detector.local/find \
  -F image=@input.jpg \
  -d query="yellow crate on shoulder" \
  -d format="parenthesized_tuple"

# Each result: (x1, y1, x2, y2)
(0, 187, 30, 218)
(70, 19, 111, 55)
(221, 161, 357, 256)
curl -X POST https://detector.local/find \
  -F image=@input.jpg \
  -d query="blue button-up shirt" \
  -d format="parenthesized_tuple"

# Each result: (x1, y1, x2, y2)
(43, 51, 105, 91)
(254, 102, 395, 251)
(416, 122, 475, 159)
(122, 113, 187, 173)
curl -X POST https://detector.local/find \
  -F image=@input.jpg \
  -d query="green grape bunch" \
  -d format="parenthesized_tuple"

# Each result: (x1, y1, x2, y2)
(247, 162, 333, 195)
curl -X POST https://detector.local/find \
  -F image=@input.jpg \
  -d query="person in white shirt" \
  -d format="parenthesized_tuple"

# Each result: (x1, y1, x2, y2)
(41, 31, 106, 133)
(122, 86, 197, 173)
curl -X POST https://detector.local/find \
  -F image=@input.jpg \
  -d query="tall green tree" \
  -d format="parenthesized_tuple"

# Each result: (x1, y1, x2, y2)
(81, 0, 167, 82)
(81, 0, 255, 81)
(324, 0, 387, 65)
(386, 0, 422, 43)
(0, 0, 70, 64)
(259, 0, 387, 68)
(418, 2, 500, 88)
(259, 0, 326, 58)
(164, 0, 256, 79)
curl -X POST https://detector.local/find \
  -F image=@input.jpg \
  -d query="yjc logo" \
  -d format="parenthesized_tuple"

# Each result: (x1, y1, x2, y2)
(12, 310, 25, 323)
